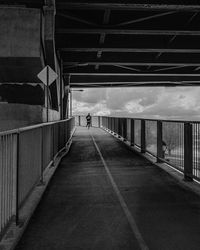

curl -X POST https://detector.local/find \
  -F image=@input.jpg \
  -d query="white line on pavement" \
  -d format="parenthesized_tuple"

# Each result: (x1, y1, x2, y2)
(90, 132, 149, 250)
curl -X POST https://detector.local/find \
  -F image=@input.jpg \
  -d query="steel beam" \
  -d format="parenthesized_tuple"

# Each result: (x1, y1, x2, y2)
(115, 11, 176, 26)
(68, 81, 199, 88)
(59, 48, 200, 53)
(64, 62, 200, 67)
(57, 12, 97, 26)
(57, 28, 200, 36)
(56, 3, 200, 12)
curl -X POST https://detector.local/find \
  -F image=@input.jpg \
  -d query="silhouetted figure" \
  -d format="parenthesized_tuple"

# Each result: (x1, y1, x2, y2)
(86, 113, 91, 129)
(162, 140, 167, 159)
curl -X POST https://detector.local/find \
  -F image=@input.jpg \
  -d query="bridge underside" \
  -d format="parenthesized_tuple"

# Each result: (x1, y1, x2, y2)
(0, 1, 200, 89)
(55, 1, 200, 88)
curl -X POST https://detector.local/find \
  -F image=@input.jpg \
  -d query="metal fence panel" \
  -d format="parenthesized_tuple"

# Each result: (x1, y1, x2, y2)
(42, 125, 53, 170)
(146, 120, 157, 156)
(192, 123, 200, 180)
(0, 133, 17, 238)
(134, 119, 141, 147)
(18, 128, 42, 207)
(0, 118, 75, 239)
(162, 122, 184, 171)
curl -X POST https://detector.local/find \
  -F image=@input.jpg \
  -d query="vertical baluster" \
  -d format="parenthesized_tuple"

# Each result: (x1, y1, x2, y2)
(130, 119, 135, 146)
(157, 121, 163, 162)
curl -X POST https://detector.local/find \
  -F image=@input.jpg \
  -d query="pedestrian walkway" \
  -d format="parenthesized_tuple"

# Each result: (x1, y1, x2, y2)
(16, 127, 200, 250)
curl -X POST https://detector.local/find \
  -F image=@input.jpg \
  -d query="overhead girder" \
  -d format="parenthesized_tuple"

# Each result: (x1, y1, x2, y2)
(56, 2, 200, 12)
(55, 1, 200, 86)
(60, 52, 200, 65)
(62, 65, 197, 74)
(1, 1, 200, 87)
(59, 48, 200, 53)
(68, 74, 200, 88)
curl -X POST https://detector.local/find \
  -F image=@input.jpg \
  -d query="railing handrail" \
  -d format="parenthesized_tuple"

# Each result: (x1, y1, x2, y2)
(0, 118, 73, 136)
(75, 114, 200, 124)
(100, 116, 200, 124)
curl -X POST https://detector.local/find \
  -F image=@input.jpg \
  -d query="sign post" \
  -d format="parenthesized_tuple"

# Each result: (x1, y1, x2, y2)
(37, 65, 58, 122)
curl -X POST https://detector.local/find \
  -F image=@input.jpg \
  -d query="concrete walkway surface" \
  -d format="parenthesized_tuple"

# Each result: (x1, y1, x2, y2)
(15, 127, 200, 250)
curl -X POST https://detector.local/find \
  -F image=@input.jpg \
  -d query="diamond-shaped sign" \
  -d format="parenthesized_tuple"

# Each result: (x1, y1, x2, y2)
(37, 65, 58, 86)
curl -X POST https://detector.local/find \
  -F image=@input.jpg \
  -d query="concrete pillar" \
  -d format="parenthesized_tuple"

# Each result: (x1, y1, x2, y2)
(43, 1, 60, 112)
(0, 4, 61, 128)
(43, 0, 56, 70)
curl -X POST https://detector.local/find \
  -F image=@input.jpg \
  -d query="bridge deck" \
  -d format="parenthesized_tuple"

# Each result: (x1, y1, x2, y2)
(16, 127, 200, 250)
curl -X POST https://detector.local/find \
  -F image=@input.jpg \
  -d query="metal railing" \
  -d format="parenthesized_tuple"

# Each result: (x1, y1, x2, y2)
(0, 117, 75, 240)
(101, 116, 200, 182)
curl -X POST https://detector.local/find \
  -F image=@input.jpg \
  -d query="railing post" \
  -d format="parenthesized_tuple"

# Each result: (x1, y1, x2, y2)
(184, 122, 193, 181)
(98, 116, 101, 127)
(78, 115, 81, 126)
(15, 132, 20, 225)
(131, 119, 135, 146)
(118, 118, 121, 137)
(123, 118, 127, 141)
(157, 121, 164, 162)
(114, 118, 117, 134)
(141, 120, 146, 153)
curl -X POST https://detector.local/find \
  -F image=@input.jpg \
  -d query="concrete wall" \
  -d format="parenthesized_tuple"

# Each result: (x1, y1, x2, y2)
(0, 103, 60, 132)
(0, 7, 41, 57)
(0, 7, 45, 82)
(42, 107, 60, 123)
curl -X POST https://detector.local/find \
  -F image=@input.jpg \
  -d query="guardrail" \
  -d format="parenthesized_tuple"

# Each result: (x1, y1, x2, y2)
(0, 117, 75, 240)
(99, 116, 199, 182)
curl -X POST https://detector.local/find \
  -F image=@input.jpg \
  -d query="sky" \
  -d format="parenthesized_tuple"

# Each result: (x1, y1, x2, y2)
(72, 86, 200, 121)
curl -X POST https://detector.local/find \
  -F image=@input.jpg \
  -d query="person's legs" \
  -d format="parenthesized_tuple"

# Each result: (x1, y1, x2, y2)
(88, 121, 91, 129)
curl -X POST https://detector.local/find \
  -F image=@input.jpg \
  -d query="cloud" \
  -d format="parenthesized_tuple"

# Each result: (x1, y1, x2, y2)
(72, 86, 200, 121)
(72, 88, 106, 104)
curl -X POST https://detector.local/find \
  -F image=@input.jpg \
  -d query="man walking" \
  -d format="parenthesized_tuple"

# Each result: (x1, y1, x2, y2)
(86, 113, 91, 129)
